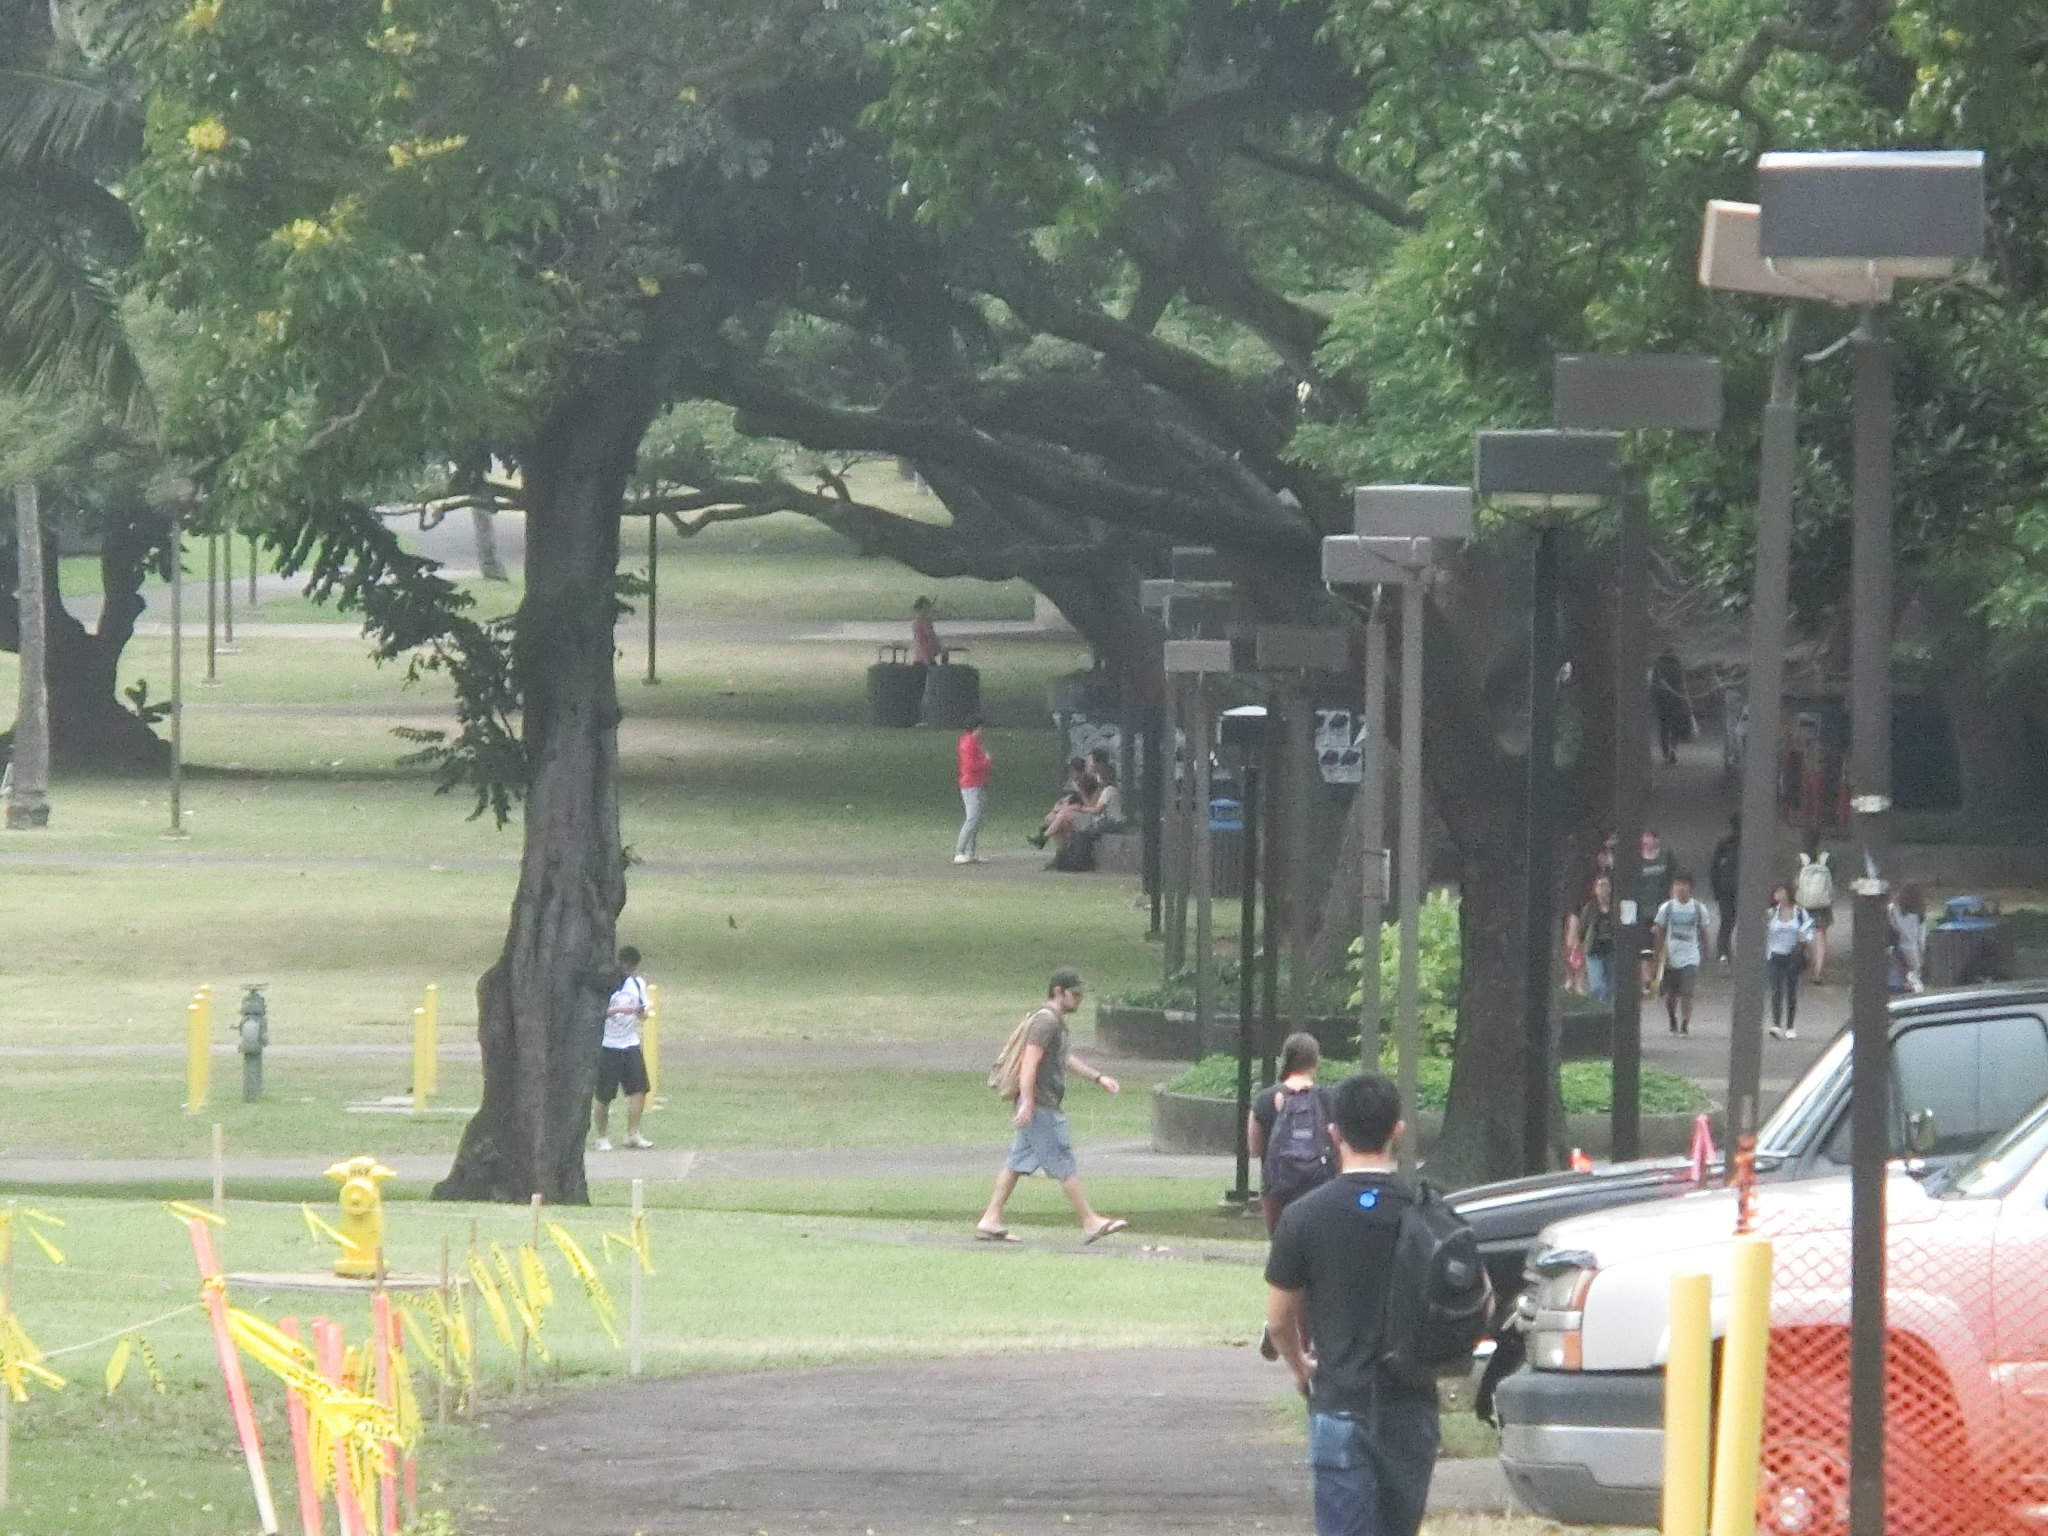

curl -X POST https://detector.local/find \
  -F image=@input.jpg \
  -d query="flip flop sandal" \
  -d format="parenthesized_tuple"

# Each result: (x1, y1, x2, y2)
(974, 1227, 1020, 1243)
(1083, 1218, 1128, 1245)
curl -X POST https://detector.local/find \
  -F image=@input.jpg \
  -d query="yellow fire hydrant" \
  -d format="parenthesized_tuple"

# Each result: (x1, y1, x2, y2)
(324, 1155, 397, 1278)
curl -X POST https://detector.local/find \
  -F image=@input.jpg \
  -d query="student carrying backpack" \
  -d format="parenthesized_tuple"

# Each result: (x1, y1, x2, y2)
(1251, 1032, 1337, 1232)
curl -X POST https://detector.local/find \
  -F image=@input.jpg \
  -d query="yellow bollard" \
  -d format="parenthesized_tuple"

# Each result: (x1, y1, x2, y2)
(642, 982, 661, 1100)
(185, 991, 211, 1112)
(1708, 1235, 1775, 1536)
(1664, 1271, 1713, 1536)
(412, 1006, 431, 1114)
(421, 983, 440, 1097)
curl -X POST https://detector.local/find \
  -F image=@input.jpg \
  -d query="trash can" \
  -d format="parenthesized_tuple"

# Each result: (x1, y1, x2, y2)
(1926, 895, 2005, 988)
(922, 656, 982, 729)
(866, 647, 924, 728)
(1209, 796, 1243, 901)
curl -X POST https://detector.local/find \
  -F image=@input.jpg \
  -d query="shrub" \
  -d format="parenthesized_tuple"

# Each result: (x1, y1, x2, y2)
(1162, 1053, 1708, 1116)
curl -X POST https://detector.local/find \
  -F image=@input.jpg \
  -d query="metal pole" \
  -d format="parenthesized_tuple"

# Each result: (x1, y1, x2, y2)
(1610, 480, 1650, 1159)
(1522, 523, 1561, 1174)
(1397, 581, 1425, 1174)
(168, 509, 186, 839)
(1359, 598, 1389, 1066)
(1286, 682, 1313, 1057)
(221, 519, 234, 649)
(1260, 700, 1284, 1087)
(1164, 676, 1188, 975)
(204, 529, 218, 686)
(1192, 685, 1215, 1067)
(643, 510, 659, 686)
(1231, 755, 1259, 1206)
(1728, 310, 1803, 1145)
(248, 534, 259, 606)
(7, 482, 51, 829)
(1144, 701, 1163, 937)
(1847, 304, 1893, 1536)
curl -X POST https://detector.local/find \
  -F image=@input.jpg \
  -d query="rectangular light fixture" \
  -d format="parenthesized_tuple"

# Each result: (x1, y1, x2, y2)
(1555, 354, 1723, 433)
(1474, 430, 1623, 508)
(1322, 534, 1419, 588)
(1138, 578, 1177, 613)
(1353, 484, 1474, 541)
(1162, 638, 1234, 674)
(1169, 545, 1231, 584)
(1697, 199, 1894, 303)
(1757, 149, 1985, 264)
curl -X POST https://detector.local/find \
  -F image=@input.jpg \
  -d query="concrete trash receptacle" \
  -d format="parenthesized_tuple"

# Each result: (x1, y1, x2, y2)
(867, 648, 924, 728)
(923, 660, 982, 729)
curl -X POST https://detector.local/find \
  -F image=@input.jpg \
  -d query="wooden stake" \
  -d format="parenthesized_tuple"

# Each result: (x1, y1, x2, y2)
(629, 1179, 645, 1377)
(517, 1194, 542, 1396)
(463, 1219, 481, 1415)
(436, 1237, 452, 1429)
(371, 1290, 398, 1536)
(313, 1318, 364, 1536)
(213, 1121, 227, 1218)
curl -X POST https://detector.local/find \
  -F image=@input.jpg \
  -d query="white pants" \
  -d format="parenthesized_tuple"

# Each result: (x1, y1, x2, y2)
(956, 786, 986, 859)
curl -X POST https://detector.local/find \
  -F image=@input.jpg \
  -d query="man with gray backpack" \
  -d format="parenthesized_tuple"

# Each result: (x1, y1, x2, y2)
(1265, 1071, 1491, 1536)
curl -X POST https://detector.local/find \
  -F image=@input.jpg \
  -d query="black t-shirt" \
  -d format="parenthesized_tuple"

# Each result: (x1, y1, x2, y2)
(1637, 849, 1674, 928)
(1264, 1171, 1431, 1413)
(1251, 1081, 1333, 1137)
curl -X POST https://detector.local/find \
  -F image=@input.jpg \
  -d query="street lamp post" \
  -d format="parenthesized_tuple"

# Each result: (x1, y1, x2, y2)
(1553, 354, 1725, 1161)
(1475, 432, 1624, 1175)
(1220, 702, 1269, 1206)
(1753, 146, 1985, 1536)
(1326, 486, 1472, 1171)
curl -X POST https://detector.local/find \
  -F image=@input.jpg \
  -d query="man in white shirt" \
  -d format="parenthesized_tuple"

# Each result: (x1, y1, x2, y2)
(1653, 874, 1714, 1036)
(592, 946, 654, 1151)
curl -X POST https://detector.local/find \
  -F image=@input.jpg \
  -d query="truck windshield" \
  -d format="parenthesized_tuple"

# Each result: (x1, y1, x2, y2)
(1940, 1096, 2048, 1200)
(1758, 1035, 1850, 1158)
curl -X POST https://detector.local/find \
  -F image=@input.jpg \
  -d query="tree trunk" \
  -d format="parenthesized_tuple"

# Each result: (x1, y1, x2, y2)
(7, 482, 51, 826)
(434, 375, 654, 1205)
(472, 506, 510, 582)
(1307, 781, 1368, 984)
(1431, 850, 1528, 1185)
(0, 505, 169, 772)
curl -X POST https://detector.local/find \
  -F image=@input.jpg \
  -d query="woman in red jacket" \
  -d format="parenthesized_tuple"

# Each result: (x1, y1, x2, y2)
(954, 716, 991, 864)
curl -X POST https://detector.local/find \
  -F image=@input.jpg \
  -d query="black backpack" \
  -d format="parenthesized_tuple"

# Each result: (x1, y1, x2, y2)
(1262, 1086, 1333, 1202)
(1378, 1180, 1492, 1391)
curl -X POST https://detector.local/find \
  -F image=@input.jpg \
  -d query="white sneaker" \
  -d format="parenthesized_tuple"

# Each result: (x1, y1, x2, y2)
(953, 853, 972, 864)
(1782, 1028, 1797, 1040)
(625, 1132, 654, 1149)
(593, 1136, 613, 1152)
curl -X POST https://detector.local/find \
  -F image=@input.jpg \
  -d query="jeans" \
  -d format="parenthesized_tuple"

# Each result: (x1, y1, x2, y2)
(1308, 1397, 1439, 1536)
(1584, 952, 1611, 1002)
(955, 786, 986, 859)
(1768, 949, 1801, 1029)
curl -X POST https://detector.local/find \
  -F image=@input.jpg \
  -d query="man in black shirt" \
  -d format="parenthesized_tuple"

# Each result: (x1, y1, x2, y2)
(1264, 1072, 1437, 1536)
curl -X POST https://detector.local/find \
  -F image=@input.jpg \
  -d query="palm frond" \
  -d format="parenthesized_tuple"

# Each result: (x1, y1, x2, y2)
(0, 69, 140, 173)
(0, 220, 146, 422)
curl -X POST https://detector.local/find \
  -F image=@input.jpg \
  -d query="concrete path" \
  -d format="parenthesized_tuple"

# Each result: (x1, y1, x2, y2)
(470, 1347, 1515, 1536)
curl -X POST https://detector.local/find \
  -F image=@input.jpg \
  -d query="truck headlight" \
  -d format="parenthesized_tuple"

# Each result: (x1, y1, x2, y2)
(1524, 1249, 1597, 1371)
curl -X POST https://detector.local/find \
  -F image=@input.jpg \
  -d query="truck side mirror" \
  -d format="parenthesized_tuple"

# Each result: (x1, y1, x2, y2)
(1906, 1107, 1939, 1157)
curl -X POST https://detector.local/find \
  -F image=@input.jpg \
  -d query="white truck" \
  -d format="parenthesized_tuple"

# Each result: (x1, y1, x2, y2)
(1496, 1093, 2048, 1534)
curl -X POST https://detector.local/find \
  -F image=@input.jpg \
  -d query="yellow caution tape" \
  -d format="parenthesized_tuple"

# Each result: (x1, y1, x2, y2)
(518, 1242, 555, 1312)
(225, 1308, 397, 1497)
(300, 1203, 362, 1253)
(602, 1213, 653, 1274)
(396, 1302, 450, 1385)
(467, 1252, 516, 1349)
(136, 1334, 169, 1393)
(165, 1200, 226, 1227)
(104, 1336, 132, 1396)
(0, 1312, 66, 1401)
(491, 1245, 549, 1362)
(546, 1222, 619, 1346)
(0, 1207, 65, 1265)
(442, 1291, 476, 1388)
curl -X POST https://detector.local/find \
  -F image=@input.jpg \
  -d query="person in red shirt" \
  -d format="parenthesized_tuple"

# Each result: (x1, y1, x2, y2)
(954, 715, 991, 864)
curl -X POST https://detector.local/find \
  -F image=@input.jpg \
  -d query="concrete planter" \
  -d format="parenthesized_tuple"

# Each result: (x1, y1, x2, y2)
(1150, 1085, 1718, 1161)
(1097, 1003, 1360, 1063)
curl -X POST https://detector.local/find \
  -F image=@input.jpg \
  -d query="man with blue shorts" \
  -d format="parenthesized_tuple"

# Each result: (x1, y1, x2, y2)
(976, 968, 1128, 1244)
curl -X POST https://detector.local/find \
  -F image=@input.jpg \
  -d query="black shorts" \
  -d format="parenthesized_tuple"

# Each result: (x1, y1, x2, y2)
(1660, 964, 1698, 999)
(596, 1045, 649, 1101)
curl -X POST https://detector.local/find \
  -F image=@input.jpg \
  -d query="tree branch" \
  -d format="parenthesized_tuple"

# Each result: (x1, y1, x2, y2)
(1232, 140, 1420, 230)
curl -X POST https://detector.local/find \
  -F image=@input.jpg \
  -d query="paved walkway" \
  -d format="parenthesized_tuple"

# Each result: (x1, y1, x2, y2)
(470, 1347, 1513, 1535)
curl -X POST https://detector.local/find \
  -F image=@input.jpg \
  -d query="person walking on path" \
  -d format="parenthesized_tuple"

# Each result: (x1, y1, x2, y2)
(1888, 880, 1927, 995)
(1264, 1072, 1438, 1536)
(1251, 1032, 1335, 1361)
(977, 968, 1127, 1243)
(1765, 884, 1816, 1040)
(1651, 652, 1691, 766)
(1795, 850, 1835, 983)
(1654, 873, 1714, 1036)
(1571, 874, 1618, 1003)
(1635, 828, 1675, 996)
(1709, 814, 1741, 965)
(954, 715, 992, 864)
(592, 946, 654, 1151)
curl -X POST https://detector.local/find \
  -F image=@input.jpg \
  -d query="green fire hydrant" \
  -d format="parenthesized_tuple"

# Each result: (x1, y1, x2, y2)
(238, 983, 269, 1102)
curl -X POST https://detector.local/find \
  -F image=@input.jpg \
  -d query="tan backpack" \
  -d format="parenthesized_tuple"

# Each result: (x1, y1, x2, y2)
(989, 1007, 1053, 1099)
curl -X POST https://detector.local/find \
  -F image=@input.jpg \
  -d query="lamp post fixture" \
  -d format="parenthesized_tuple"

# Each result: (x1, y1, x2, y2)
(1325, 485, 1473, 1173)
(1751, 145, 1985, 1536)
(1219, 701, 1269, 1207)
(1552, 354, 1724, 1162)
(1474, 432, 1623, 1176)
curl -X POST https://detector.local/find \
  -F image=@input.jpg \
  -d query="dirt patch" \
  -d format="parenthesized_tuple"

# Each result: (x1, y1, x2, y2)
(472, 1347, 1312, 1535)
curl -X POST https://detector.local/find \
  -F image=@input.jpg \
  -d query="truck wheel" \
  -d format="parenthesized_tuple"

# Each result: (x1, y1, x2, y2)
(1757, 1331, 1978, 1536)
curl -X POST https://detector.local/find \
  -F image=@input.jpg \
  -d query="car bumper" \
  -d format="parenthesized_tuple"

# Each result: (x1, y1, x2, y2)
(1495, 1365, 1663, 1528)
